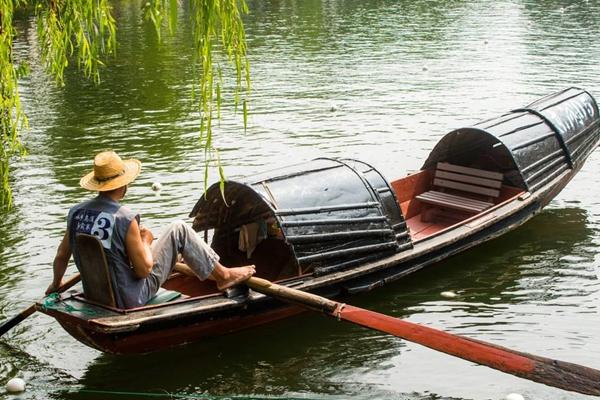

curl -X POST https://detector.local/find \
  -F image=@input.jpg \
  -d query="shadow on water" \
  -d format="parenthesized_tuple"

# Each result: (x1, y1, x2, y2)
(369, 207, 595, 311)
(53, 207, 592, 400)
(56, 315, 461, 400)
(60, 312, 405, 398)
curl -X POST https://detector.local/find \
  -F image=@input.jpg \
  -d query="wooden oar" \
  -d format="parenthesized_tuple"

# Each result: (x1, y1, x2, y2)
(246, 276, 600, 396)
(0, 273, 81, 337)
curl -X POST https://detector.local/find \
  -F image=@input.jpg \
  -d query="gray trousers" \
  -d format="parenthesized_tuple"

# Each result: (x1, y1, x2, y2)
(146, 220, 220, 295)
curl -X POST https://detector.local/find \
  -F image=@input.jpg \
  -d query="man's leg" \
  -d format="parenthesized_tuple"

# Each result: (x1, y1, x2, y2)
(149, 220, 254, 293)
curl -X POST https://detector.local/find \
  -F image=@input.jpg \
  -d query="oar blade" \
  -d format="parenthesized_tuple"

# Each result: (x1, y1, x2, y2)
(0, 306, 36, 337)
(528, 357, 600, 396)
(338, 304, 600, 396)
(245, 278, 600, 396)
(0, 273, 81, 338)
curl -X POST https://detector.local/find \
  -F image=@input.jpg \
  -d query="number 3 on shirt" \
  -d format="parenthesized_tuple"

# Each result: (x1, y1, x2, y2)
(91, 212, 115, 249)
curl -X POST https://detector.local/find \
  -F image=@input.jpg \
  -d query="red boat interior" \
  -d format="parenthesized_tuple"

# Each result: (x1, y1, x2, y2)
(162, 236, 296, 299)
(390, 168, 524, 241)
(162, 164, 525, 300)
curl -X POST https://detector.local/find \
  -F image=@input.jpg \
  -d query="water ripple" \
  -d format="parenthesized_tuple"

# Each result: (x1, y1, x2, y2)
(1, 0, 600, 399)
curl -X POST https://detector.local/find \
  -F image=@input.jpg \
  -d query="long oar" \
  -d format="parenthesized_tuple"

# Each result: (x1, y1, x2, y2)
(246, 276, 600, 396)
(0, 273, 81, 337)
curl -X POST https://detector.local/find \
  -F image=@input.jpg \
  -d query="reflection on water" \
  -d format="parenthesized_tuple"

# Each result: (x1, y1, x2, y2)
(1, 0, 600, 399)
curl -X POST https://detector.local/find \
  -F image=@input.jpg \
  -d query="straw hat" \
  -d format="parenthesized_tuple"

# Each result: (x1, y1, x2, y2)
(80, 151, 141, 191)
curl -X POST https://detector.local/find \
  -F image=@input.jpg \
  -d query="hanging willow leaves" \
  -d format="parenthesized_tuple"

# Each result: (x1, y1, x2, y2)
(189, 0, 250, 190)
(36, 0, 117, 85)
(1, 0, 28, 208)
(0, 0, 251, 208)
(143, 0, 250, 192)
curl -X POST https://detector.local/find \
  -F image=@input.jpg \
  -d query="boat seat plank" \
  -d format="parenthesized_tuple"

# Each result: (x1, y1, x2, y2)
(437, 162, 503, 180)
(433, 178, 500, 198)
(435, 170, 502, 189)
(416, 191, 492, 213)
(416, 163, 503, 219)
(418, 190, 493, 208)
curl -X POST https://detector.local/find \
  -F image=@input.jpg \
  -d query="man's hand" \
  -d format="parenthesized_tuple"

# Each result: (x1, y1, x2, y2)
(45, 279, 64, 295)
(126, 219, 155, 278)
(139, 226, 154, 245)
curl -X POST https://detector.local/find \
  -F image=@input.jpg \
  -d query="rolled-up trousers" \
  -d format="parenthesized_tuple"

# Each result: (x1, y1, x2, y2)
(146, 220, 220, 296)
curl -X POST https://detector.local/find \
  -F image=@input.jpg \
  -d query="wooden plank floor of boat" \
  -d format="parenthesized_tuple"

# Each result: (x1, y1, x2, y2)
(406, 215, 455, 241)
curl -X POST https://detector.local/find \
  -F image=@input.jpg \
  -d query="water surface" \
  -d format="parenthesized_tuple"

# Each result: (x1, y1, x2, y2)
(2, 0, 600, 399)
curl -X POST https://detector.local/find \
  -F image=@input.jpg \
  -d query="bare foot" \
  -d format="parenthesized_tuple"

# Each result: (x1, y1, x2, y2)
(213, 265, 256, 291)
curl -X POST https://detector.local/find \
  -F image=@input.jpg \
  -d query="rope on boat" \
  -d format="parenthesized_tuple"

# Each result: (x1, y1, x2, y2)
(41, 293, 101, 316)
(333, 302, 346, 321)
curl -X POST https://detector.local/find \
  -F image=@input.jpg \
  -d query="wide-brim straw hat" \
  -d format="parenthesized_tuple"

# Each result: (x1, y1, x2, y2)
(80, 151, 142, 191)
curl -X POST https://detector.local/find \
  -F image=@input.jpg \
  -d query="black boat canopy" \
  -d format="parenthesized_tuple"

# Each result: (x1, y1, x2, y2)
(189, 158, 412, 276)
(189, 88, 599, 275)
(423, 87, 600, 192)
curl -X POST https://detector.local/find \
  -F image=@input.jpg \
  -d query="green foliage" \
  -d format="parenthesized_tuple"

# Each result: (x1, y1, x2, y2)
(144, 0, 250, 191)
(1, 0, 28, 208)
(0, 0, 251, 208)
(142, 0, 178, 40)
(36, 0, 117, 85)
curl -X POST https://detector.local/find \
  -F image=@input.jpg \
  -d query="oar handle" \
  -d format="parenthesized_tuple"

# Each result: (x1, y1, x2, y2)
(54, 273, 82, 294)
(246, 277, 338, 313)
(0, 273, 81, 337)
(462, 334, 600, 395)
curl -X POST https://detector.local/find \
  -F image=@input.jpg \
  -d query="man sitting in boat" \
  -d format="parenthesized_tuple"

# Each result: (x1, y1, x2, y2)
(45, 151, 255, 308)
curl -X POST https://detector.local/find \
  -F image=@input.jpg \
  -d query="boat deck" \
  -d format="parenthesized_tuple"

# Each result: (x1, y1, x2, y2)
(406, 215, 454, 241)
(390, 169, 525, 243)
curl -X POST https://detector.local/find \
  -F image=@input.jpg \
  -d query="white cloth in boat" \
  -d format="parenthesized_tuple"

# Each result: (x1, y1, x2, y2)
(238, 221, 267, 258)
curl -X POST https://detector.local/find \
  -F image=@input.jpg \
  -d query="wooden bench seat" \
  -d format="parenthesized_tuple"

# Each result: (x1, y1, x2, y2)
(416, 190, 493, 213)
(416, 162, 503, 221)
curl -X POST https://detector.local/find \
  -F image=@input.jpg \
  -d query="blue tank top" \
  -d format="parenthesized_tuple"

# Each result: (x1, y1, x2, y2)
(67, 195, 151, 308)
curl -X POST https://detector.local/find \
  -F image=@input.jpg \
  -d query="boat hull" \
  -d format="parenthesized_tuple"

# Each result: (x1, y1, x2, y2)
(38, 87, 600, 354)
(45, 168, 577, 354)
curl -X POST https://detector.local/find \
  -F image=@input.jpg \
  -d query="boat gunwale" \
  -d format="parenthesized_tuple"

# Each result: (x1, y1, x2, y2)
(35, 275, 314, 329)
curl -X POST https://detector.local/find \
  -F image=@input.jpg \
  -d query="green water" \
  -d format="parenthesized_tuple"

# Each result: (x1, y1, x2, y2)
(2, 0, 600, 399)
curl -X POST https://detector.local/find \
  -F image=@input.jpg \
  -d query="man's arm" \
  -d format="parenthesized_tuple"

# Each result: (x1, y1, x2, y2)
(46, 231, 72, 295)
(125, 218, 154, 279)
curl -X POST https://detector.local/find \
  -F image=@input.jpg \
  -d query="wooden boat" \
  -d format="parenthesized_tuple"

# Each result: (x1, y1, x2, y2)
(37, 87, 600, 354)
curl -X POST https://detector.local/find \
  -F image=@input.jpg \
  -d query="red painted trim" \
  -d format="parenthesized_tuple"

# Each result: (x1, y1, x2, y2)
(337, 304, 535, 375)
